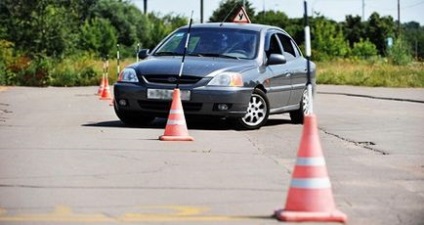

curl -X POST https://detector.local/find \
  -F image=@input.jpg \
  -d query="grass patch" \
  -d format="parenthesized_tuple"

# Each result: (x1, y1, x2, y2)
(316, 59, 424, 87)
(50, 55, 135, 87)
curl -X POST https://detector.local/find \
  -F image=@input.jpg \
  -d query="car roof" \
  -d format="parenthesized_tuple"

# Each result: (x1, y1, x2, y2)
(179, 22, 289, 35)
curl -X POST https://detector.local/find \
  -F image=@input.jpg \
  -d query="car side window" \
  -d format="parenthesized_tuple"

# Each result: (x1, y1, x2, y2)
(265, 33, 283, 58)
(291, 40, 302, 57)
(277, 33, 296, 60)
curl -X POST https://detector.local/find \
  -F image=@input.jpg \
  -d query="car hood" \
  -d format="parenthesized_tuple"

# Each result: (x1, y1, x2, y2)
(132, 56, 257, 77)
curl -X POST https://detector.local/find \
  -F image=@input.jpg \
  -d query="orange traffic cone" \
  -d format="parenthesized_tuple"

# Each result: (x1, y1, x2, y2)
(97, 74, 106, 96)
(274, 114, 347, 223)
(159, 88, 194, 141)
(99, 75, 112, 100)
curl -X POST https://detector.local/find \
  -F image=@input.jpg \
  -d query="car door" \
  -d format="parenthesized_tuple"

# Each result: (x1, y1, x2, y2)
(264, 32, 292, 110)
(276, 33, 308, 106)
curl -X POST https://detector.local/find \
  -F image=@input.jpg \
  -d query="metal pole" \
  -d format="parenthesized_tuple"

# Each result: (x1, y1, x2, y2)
(136, 43, 140, 62)
(304, 0, 313, 114)
(200, 0, 204, 23)
(177, 11, 194, 89)
(117, 44, 120, 77)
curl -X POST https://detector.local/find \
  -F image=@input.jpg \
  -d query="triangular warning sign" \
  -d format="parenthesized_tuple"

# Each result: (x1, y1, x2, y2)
(232, 6, 251, 23)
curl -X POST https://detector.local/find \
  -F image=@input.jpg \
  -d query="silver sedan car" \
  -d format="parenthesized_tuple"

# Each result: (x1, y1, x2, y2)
(113, 22, 315, 130)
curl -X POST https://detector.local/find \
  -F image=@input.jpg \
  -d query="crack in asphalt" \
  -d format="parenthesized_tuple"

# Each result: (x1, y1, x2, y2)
(243, 133, 292, 175)
(319, 128, 390, 155)
(318, 91, 424, 104)
(0, 103, 11, 123)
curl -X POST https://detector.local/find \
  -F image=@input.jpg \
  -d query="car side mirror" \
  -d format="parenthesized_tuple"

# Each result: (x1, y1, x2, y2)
(267, 54, 286, 65)
(138, 49, 150, 60)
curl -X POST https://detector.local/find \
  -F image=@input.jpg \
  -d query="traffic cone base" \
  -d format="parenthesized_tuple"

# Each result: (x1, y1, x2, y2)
(159, 135, 194, 141)
(274, 209, 347, 223)
(99, 86, 112, 100)
(274, 114, 347, 223)
(159, 88, 194, 141)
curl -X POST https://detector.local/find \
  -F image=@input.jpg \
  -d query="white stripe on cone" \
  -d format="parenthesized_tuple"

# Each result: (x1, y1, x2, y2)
(290, 178, 331, 189)
(166, 119, 186, 126)
(296, 157, 326, 166)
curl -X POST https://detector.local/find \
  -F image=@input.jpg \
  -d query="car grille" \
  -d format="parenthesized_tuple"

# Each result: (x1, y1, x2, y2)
(143, 75, 201, 84)
(138, 100, 202, 112)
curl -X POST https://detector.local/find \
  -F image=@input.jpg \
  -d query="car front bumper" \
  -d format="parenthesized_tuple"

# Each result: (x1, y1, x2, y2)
(113, 83, 253, 118)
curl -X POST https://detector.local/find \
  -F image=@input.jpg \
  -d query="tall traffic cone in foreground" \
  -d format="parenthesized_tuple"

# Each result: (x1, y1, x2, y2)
(274, 114, 347, 223)
(99, 74, 112, 100)
(159, 88, 194, 141)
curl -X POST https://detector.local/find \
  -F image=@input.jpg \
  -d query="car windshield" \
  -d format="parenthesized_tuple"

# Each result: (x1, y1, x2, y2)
(154, 27, 259, 60)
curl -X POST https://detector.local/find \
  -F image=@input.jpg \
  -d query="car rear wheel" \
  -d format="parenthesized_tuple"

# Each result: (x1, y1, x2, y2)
(235, 89, 269, 130)
(114, 105, 155, 126)
(290, 88, 311, 124)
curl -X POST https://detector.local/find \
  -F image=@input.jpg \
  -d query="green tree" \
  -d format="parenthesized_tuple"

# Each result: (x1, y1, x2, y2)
(93, 0, 138, 47)
(343, 15, 365, 48)
(146, 13, 187, 49)
(254, 10, 289, 28)
(402, 22, 424, 60)
(80, 18, 117, 58)
(209, 0, 255, 22)
(311, 17, 350, 60)
(365, 12, 396, 56)
(0, 0, 80, 58)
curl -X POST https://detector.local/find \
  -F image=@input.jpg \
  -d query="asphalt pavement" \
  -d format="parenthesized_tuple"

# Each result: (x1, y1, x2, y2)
(0, 85, 423, 225)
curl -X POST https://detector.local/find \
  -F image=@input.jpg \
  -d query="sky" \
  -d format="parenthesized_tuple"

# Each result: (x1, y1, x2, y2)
(131, 0, 424, 25)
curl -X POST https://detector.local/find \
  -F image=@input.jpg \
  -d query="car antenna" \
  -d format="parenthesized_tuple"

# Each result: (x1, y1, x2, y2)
(177, 10, 194, 89)
(220, 3, 239, 26)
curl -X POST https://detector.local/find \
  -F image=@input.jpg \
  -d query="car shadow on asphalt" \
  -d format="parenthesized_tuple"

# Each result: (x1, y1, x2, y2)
(83, 117, 231, 131)
(82, 117, 293, 131)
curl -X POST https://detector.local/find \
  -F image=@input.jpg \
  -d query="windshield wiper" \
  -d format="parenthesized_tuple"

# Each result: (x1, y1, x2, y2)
(154, 51, 183, 56)
(192, 53, 240, 60)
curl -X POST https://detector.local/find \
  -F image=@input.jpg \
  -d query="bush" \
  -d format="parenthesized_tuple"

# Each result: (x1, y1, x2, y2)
(387, 37, 413, 65)
(0, 40, 14, 85)
(29, 57, 51, 86)
(350, 39, 378, 59)
(50, 53, 102, 87)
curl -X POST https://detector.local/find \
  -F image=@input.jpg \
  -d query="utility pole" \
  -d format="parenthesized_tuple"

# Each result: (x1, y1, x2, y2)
(143, 0, 147, 14)
(200, 0, 204, 23)
(397, 0, 400, 36)
(362, 0, 365, 21)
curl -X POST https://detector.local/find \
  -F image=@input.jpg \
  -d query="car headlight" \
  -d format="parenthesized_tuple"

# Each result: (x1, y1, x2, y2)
(118, 68, 139, 82)
(207, 72, 243, 87)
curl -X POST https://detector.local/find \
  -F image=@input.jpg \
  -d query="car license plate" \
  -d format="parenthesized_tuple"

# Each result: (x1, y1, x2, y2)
(147, 89, 191, 101)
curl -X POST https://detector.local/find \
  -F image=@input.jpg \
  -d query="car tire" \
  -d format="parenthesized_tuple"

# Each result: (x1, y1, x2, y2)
(290, 88, 311, 124)
(235, 89, 270, 130)
(114, 105, 155, 126)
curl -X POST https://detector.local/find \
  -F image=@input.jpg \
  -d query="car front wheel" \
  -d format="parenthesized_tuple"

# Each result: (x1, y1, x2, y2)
(290, 88, 311, 124)
(235, 89, 270, 130)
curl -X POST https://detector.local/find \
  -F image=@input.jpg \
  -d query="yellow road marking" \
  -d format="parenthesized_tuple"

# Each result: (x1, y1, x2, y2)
(0, 205, 256, 223)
